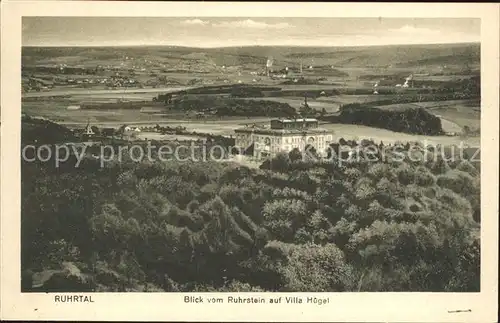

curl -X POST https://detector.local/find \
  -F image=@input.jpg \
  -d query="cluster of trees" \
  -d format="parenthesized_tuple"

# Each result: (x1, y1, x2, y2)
(162, 96, 297, 118)
(324, 106, 444, 135)
(21, 122, 480, 292)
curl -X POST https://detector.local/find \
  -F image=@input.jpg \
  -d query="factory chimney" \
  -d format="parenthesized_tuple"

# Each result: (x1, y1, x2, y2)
(266, 57, 274, 77)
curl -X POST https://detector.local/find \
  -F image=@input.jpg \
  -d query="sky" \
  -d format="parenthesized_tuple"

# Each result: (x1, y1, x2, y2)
(22, 17, 481, 47)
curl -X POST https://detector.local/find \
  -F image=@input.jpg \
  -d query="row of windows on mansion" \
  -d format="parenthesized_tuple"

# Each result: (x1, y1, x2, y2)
(234, 118, 334, 159)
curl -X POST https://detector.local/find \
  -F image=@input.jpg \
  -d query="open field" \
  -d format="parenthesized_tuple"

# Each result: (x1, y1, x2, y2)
(23, 90, 480, 128)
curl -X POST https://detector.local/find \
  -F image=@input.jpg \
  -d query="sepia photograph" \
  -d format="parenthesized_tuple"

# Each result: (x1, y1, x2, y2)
(19, 15, 483, 293)
(1, 2, 498, 322)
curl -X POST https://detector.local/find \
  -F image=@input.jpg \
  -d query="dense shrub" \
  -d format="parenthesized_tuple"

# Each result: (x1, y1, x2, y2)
(21, 121, 480, 292)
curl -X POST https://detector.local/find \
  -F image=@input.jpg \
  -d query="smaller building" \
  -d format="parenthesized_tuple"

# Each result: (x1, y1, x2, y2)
(83, 121, 95, 136)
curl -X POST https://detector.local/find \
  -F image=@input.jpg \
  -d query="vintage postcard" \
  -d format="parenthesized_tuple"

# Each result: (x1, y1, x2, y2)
(1, 1, 498, 322)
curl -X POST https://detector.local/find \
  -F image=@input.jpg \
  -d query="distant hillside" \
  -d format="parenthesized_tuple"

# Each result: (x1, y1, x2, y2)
(22, 42, 480, 69)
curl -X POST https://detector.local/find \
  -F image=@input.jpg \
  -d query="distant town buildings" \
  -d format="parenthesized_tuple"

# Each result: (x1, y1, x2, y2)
(234, 118, 334, 159)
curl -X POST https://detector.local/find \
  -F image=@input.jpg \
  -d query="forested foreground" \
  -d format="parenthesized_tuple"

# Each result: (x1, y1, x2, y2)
(21, 143, 480, 292)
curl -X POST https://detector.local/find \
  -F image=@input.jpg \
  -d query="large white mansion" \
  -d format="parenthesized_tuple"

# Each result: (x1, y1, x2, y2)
(234, 118, 334, 159)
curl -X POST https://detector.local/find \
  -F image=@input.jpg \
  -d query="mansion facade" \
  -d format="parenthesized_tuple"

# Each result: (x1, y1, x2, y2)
(234, 118, 333, 159)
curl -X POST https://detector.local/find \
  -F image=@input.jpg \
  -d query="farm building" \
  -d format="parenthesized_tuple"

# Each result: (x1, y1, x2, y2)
(84, 122, 95, 136)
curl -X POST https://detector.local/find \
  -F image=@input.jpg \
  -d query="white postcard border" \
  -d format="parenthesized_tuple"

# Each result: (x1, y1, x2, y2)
(1, 2, 498, 322)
